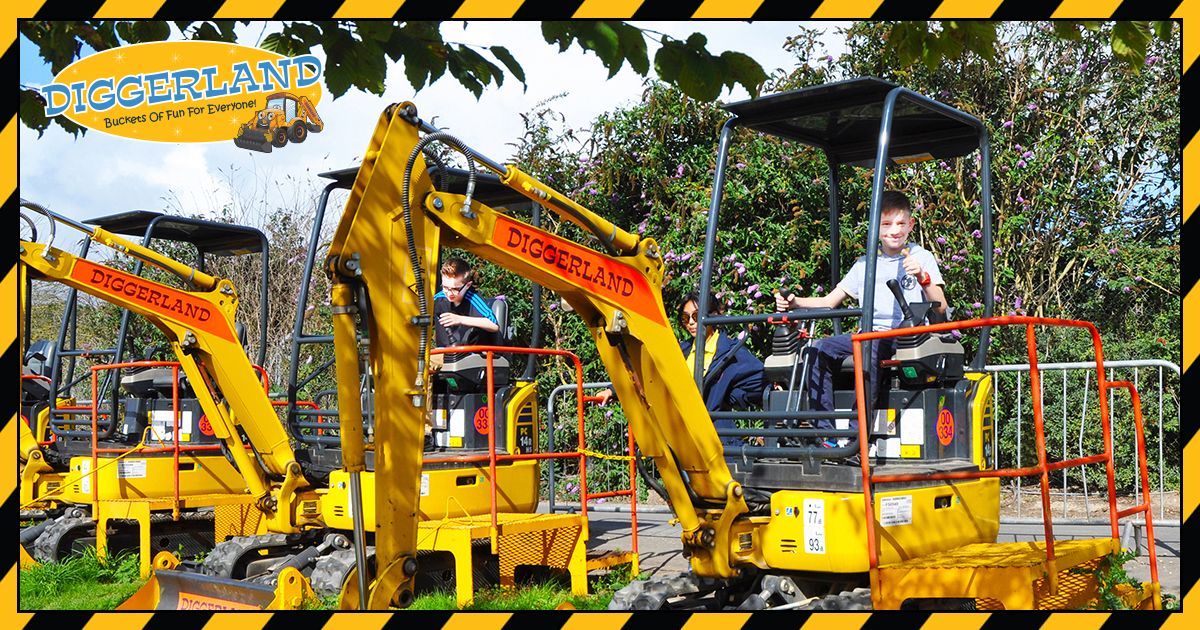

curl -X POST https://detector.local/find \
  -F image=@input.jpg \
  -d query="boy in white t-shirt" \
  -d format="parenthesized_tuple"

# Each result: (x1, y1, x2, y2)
(774, 190, 948, 434)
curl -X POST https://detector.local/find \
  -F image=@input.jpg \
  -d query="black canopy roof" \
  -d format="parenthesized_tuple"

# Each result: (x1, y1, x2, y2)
(85, 210, 266, 256)
(723, 77, 983, 166)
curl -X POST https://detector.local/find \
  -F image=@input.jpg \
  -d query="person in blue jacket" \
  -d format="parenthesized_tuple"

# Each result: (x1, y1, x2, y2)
(677, 292, 765, 450)
(597, 292, 765, 453)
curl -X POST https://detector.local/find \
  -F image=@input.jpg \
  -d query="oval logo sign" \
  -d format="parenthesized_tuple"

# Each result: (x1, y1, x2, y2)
(39, 41, 324, 146)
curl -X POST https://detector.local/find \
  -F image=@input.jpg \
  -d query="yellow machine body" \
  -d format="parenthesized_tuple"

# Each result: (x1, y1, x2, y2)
(55, 454, 248, 504)
(745, 478, 1000, 572)
(323, 381, 541, 525)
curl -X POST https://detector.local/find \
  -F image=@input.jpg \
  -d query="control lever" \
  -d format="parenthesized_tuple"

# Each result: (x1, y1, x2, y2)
(886, 279, 916, 327)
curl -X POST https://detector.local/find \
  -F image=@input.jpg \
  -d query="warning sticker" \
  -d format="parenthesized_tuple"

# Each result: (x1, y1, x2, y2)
(151, 409, 192, 442)
(880, 495, 913, 527)
(117, 459, 147, 479)
(803, 498, 825, 555)
(420, 473, 430, 497)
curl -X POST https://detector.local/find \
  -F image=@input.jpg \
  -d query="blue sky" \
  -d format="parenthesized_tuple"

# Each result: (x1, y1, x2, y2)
(19, 22, 849, 225)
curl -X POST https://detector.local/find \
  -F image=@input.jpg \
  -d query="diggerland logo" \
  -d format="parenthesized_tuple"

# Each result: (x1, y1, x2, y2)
(493, 215, 666, 326)
(39, 41, 323, 144)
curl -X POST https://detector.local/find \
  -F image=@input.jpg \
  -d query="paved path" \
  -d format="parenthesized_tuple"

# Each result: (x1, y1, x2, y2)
(557, 504, 1181, 600)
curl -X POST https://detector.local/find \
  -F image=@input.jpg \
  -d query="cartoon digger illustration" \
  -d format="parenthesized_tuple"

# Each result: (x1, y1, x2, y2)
(233, 92, 323, 153)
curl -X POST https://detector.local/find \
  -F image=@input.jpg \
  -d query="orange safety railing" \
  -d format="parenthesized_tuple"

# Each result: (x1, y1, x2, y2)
(578, 391, 639, 570)
(427, 345, 638, 561)
(850, 315, 1159, 600)
(89, 361, 223, 520)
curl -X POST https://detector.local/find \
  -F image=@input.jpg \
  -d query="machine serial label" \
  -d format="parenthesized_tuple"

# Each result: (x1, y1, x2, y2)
(492, 215, 665, 325)
(117, 459, 147, 479)
(880, 495, 913, 527)
(803, 498, 825, 555)
(71, 259, 235, 342)
(78, 460, 91, 494)
(420, 474, 430, 497)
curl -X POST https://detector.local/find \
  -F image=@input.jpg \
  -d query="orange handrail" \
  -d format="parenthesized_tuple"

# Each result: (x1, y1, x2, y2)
(89, 360, 220, 520)
(850, 315, 1158, 602)
(426, 345, 639, 562)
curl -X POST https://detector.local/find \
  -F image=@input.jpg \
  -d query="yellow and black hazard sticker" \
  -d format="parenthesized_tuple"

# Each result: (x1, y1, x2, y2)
(4, 2, 1193, 627)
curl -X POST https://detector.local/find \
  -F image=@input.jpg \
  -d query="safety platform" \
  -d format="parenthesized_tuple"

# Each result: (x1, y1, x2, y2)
(95, 493, 262, 578)
(417, 512, 588, 607)
(874, 537, 1158, 609)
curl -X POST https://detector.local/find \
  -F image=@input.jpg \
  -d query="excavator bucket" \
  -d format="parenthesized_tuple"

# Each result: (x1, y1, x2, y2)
(233, 126, 272, 153)
(118, 567, 315, 610)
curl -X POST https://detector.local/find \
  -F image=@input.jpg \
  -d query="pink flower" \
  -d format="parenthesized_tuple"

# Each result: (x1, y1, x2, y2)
(1002, 120, 1014, 129)
(972, 229, 982, 239)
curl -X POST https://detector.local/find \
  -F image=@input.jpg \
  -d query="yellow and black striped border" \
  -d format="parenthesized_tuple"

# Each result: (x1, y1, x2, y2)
(4, 2, 1192, 626)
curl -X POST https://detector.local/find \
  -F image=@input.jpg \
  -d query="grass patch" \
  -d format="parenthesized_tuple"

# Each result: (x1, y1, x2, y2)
(406, 563, 640, 611)
(19, 548, 146, 610)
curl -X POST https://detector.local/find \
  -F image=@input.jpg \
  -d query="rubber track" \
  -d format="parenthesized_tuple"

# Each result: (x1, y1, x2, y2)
(202, 533, 294, 579)
(610, 573, 873, 610)
(32, 517, 94, 563)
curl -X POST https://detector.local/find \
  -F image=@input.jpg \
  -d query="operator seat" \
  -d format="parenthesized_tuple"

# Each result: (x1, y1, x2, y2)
(437, 296, 511, 390)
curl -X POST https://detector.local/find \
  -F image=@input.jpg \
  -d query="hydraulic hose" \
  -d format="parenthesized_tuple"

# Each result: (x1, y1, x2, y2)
(400, 128, 479, 384)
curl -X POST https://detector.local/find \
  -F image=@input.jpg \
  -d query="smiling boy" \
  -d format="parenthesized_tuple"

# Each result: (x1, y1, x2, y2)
(774, 190, 947, 433)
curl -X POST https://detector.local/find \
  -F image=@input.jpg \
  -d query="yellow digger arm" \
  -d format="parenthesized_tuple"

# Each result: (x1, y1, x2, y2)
(18, 213, 299, 509)
(327, 103, 750, 607)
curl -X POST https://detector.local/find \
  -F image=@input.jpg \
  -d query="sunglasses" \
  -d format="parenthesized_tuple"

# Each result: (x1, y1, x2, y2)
(681, 311, 699, 324)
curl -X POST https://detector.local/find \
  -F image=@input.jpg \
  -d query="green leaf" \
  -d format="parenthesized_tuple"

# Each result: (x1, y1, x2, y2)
(447, 53, 483, 99)
(888, 22, 928, 69)
(615, 23, 649, 76)
(1152, 20, 1173, 40)
(719, 51, 767, 97)
(355, 21, 394, 43)
(19, 88, 52, 138)
(1112, 21, 1151, 66)
(1052, 22, 1084, 41)
(654, 40, 683, 83)
(676, 47, 721, 101)
(456, 44, 502, 87)
(541, 22, 572, 52)
(490, 45, 526, 88)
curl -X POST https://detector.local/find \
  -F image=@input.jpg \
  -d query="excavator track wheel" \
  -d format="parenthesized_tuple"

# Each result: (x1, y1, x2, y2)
(272, 128, 289, 149)
(312, 547, 376, 599)
(289, 121, 308, 143)
(33, 516, 95, 563)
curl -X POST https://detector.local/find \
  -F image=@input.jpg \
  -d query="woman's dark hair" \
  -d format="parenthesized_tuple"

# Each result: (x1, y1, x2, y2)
(678, 291, 724, 321)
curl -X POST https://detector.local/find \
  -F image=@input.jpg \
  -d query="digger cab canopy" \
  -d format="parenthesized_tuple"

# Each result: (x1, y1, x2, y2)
(698, 76, 995, 374)
(722, 77, 983, 166)
(81, 209, 270, 365)
(86, 210, 267, 257)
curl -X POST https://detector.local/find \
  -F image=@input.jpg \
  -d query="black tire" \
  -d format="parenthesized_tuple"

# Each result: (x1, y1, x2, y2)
(289, 121, 308, 143)
(272, 127, 288, 148)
